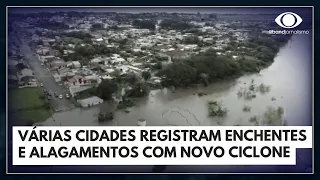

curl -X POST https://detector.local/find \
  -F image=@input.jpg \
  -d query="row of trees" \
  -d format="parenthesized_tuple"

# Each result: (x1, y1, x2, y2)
(36, 20, 69, 30)
(90, 23, 105, 31)
(132, 20, 156, 30)
(158, 35, 290, 87)
(159, 19, 194, 30)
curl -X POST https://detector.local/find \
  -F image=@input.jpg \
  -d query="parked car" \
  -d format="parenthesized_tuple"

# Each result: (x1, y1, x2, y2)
(54, 92, 58, 98)
(65, 93, 70, 99)
(47, 96, 51, 100)
(59, 95, 63, 99)
(47, 92, 52, 96)
(41, 63, 44, 66)
(40, 83, 43, 87)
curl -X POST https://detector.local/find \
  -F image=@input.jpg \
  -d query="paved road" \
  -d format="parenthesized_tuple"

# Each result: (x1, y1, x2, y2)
(18, 34, 75, 112)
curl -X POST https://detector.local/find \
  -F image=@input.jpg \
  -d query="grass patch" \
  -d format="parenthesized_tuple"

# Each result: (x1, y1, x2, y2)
(10, 87, 51, 124)
(10, 108, 51, 124)
(10, 87, 46, 111)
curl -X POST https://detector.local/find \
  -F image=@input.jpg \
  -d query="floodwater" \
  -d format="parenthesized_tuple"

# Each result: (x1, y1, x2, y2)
(39, 34, 312, 126)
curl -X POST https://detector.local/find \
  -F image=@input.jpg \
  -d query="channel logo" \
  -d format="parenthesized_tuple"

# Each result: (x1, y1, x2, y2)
(275, 12, 303, 29)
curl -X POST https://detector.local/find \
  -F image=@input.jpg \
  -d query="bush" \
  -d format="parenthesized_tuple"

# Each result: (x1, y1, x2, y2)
(117, 99, 136, 109)
(243, 105, 251, 112)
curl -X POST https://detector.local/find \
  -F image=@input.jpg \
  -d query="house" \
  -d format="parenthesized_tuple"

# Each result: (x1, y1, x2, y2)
(67, 75, 90, 87)
(18, 68, 34, 81)
(69, 85, 94, 97)
(110, 57, 126, 65)
(85, 75, 102, 83)
(91, 57, 105, 64)
(17, 68, 37, 87)
(50, 59, 66, 69)
(72, 61, 81, 68)
(48, 49, 60, 56)
(40, 55, 56, 63)
(53, 73, 62, 82)
(77, 96, 103, 108)
(57, 67, 71, 75)
(203, 38, 214, 44)
(96, 38, 103, 42)
(36, 47, 50, 55)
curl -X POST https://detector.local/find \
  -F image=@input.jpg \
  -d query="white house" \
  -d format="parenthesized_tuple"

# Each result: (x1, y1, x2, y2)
(77, 96, 104, 107)
(110, 58, 126, 65)
(72, 61, 81, 68)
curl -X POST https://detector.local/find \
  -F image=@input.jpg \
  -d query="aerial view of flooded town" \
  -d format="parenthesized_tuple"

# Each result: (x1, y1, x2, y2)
(7, 7, 312, 127)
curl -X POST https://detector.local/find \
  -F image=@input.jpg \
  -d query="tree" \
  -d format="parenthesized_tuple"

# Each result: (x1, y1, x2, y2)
(158, 61, 197, 87)
(126, 82, 150, 98)
(91, 23, 104, 31)
(16, 63, 27, 71)
(142, 71, 151, 81)
(182, 36, 200, 44)
(132, 20, 156, 30)
(152, 62, 162, 70)
(96, 80, 118, 100)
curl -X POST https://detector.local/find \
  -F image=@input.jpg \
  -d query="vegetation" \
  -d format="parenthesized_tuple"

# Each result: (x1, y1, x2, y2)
(158, 61, 197, 87)
(258, 83, 271, 94)
(10, 87, 51, 124)
(74, 87, 97, 100)
(36, 20, 69, 30)
(132, 20, 156, 30)
(142, 71, 151, 80)
(91, 23, 104, 31)
(182, 36, 201, 44)
(96, 79, 118, 100)
(117, 99, 136, 109)
(249, 106, 285, 126)
(98, 112, 114, 122)
(125, 82, 150, 98)
(158, 35, 290, 88)
(160, 19, 194, 30)
(207, 101, 228, 117)
(64, 44, 118, 63)
(243, 105, 251, 112)
(62, 31, 93, 40)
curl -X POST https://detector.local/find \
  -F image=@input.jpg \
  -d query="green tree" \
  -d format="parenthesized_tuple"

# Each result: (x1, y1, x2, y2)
(142, 71, 151, 81)
(91, 23, 104, 31)
(126, 82, 150, 98)
(158, 62, 197, 87)
(96, 80, 118, 100)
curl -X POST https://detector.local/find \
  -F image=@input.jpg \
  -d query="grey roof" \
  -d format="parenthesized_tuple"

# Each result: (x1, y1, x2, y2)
(78, 96, 103, 104)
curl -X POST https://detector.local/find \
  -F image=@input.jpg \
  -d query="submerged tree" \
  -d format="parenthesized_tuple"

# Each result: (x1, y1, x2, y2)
(207, 101, 228, 117)
(97, 112, 114, 122)
(243, 105, 251, 112)
(261, 106, 285, 126)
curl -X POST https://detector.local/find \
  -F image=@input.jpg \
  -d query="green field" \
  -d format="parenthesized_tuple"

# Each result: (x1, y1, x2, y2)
(10, 87, 45, 111)
(10, 87, 51, 124)
(10, 109, 51, 125)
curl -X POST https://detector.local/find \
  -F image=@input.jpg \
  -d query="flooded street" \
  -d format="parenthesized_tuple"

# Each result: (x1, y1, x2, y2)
(40, 34, 312, 126)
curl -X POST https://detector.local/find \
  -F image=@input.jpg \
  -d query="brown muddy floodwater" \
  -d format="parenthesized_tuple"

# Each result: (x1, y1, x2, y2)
(39, 34, 312, 126)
